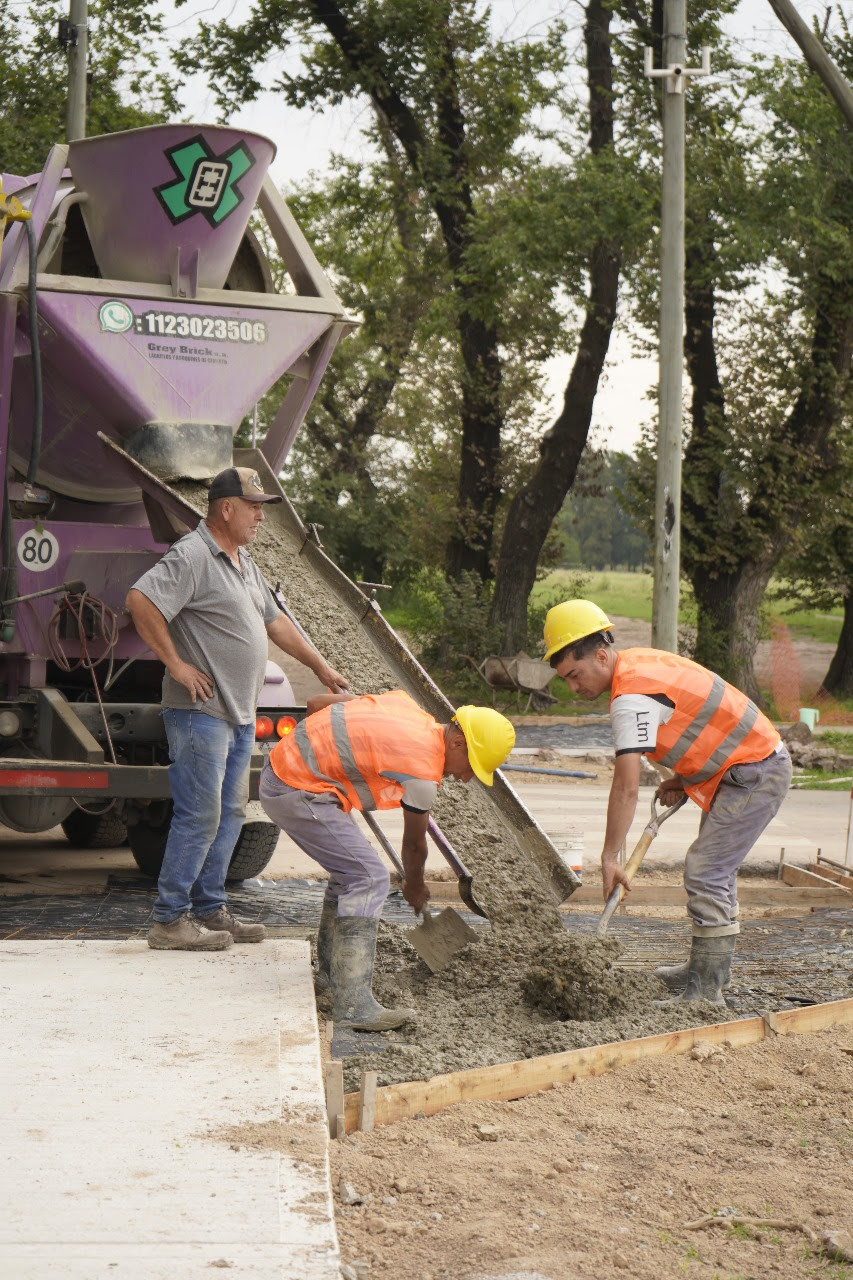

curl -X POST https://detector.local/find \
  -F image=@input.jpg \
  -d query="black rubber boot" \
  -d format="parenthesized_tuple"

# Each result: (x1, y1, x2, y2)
(653, 958, 690, 991)
(654, 935, 735, 1006)
(314, 897, 337, 992)
(330, 916, 414, 1032)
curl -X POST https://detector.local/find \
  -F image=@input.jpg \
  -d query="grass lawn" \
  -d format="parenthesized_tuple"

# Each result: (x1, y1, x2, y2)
(534, 570, 843, 645)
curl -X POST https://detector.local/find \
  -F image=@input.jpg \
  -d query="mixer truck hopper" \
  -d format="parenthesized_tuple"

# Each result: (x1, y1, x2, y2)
(0, 123, 353, 878)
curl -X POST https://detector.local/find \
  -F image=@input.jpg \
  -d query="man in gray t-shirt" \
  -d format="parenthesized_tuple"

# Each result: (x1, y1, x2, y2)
(127, 466, 347, 952)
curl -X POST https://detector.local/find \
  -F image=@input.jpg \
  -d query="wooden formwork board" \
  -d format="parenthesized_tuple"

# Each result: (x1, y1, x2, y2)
(338, 997, 853, 1136)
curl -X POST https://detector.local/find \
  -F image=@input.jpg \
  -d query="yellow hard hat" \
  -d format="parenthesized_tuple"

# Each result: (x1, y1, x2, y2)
(543, 599, 613, 661)
(452, 705, 516, 787)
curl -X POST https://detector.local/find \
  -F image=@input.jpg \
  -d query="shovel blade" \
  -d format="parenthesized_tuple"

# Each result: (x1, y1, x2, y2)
(406, 907, 478, 973)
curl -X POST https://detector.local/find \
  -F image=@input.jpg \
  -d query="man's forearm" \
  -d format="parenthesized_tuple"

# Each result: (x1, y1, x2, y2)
(601, 755, 641, 859)
(401, 836, 428, 883)
(602, 789, 637, 858)
(267, 616, 329, 677)
(126, 590, 181, 672)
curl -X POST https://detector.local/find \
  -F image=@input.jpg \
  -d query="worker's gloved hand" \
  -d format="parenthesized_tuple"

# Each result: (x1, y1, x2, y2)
(402, 877, 430, 914)
(656, 777, 686, 807)
(601, 854, 632, 902)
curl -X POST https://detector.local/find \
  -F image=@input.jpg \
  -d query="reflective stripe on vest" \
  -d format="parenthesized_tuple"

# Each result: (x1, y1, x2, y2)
(291, 720, 344, 796)
(656, 674, 762, 783)
(270, 690, 446, 813)
(328, 702, 375, 810)
(610, 648, 780, 811)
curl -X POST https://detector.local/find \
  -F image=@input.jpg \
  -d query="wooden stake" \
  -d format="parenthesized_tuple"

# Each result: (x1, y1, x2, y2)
(324, 1060, 344, 1139)
(358, 1071, 378, 1132)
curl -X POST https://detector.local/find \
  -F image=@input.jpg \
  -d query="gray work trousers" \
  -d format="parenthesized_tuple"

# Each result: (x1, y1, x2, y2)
(684, 748, 792, 936)
(258, 763, 390, 919)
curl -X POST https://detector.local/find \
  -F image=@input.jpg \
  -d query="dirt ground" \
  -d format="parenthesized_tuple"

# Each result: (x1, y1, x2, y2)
(330, 1026, 853, 1280)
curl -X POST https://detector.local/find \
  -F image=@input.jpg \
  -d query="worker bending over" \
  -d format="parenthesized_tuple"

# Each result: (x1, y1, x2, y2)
(259, 691, 515, 1032)
(544, 600, 792, 1005)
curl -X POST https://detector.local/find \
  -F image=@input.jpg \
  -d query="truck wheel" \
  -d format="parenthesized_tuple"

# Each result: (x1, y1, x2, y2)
(61, 806, 128, 849)
(128, 806, 279, 881)
(127, 801, 172, 878)
(226, 820, 280, 882)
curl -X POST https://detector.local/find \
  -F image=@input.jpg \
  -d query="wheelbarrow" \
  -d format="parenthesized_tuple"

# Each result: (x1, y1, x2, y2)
(467, 650, 557, 712)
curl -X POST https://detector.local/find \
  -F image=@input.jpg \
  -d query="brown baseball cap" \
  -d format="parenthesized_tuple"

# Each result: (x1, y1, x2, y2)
(208, 466, 282, 504)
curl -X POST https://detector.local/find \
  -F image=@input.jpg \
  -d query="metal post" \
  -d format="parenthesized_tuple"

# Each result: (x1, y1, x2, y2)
(652, 0, 685, 653)
(65, 0, 88, 143)
(644, 11, 711, 653)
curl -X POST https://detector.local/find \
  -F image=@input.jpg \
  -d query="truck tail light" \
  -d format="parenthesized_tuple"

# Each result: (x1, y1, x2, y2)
(276, 716, 297, 737)
(255, 716, 274, 740)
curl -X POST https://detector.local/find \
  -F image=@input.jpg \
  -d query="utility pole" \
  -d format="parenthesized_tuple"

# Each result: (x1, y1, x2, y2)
(645, 5, 710, 653)
(64, 0, 89, 142)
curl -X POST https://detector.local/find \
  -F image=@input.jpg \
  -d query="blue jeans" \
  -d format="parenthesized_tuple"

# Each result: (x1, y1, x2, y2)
(153, 710, 255, 923)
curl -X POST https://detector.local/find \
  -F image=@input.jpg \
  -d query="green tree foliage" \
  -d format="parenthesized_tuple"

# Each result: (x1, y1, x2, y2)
(0, 3, 178, 176)
(175, 0, 571, 582)
(620, 7, 852, 698)
(555, 452, 651, 570)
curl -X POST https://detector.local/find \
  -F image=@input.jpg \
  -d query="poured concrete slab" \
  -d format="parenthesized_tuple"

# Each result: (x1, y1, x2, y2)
(0, 940, 340, 1279)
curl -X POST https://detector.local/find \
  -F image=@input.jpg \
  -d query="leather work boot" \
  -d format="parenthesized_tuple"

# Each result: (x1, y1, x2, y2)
(196, 906, 266, 943)
(330, 916, 415, 1032)
(147, 912, 233, 951)
(654, 935, 735, 1007)
(314, 897, 338, 992)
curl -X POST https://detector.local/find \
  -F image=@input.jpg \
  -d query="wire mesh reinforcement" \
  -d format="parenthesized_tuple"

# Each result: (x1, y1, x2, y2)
(1, 876, 851, 1015)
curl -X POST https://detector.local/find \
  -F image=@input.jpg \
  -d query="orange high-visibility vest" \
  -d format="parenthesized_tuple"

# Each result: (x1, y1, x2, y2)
(268, 690, 446, 813)
(611, 648, 780, 811)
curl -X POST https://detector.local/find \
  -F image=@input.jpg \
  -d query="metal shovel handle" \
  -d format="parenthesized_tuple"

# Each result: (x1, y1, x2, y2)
(426, 817, 488, 918)
(597, 792, 688, 937)
(361, 809, 405, 877)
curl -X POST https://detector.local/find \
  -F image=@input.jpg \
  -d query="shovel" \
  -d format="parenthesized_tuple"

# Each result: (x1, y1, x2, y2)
(597, 792, 688, 936)
(361, 810, 478, 971)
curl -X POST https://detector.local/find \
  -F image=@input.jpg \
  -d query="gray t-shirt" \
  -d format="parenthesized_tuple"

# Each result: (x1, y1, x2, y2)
(132, 521, 279, 725)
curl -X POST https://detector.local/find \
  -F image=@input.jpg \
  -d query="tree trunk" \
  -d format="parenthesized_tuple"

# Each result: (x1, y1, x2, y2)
(682, 228, 852, 702)
(691, 561, 775, 701)
(818, 590, 853, 697)
(308, 0, 506, 584)
(489, 0, 620, 650)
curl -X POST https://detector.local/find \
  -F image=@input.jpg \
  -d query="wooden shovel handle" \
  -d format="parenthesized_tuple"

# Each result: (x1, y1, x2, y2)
(597, 831, 655, 936)
(596, 794, 688, 937)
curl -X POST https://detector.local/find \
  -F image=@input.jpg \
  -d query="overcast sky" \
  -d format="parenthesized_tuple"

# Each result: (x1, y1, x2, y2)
(157, 0, 843, 455)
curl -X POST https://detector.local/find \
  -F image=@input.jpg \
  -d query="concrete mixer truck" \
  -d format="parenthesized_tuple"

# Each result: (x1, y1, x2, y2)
(0, 123, 351, 880)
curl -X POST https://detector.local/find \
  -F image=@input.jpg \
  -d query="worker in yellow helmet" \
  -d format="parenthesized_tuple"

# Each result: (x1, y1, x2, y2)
(544, 600, 791, 1006)
(259, 689, 514, 1032)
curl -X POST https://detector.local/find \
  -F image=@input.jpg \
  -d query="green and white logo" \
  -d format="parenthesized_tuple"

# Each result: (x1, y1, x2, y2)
(99, 300, 133, 334)
(155, 135, 255, 227)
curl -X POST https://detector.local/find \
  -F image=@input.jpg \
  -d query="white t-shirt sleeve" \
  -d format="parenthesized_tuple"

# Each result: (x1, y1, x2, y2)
(610, 693, 674, 756)
(400, 778, 438, 813)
